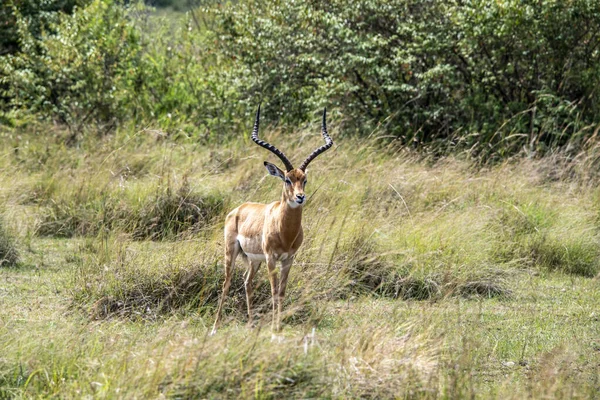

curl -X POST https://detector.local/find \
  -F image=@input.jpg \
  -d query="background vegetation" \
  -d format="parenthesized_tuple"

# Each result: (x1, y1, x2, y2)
(2, 0, 600, 157)
(2, 0, 600, 398)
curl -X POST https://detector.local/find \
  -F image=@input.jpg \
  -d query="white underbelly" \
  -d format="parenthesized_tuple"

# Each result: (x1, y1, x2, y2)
(243, 252, 292, 262)
(237, 234, 262, 256)
(237, 235, 294, 262)
(245, 253, 267, 262)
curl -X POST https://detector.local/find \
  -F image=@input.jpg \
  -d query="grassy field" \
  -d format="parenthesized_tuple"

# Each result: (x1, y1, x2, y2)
(1, 125, 600, 398)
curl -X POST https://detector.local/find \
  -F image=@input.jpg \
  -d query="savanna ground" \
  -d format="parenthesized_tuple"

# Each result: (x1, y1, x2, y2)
(1, 124, 600, 399)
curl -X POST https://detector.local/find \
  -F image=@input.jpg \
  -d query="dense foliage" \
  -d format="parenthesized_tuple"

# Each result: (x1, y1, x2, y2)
(218, 0, 600, 157)
(0, 0, 89, 56)
(1, 0, 143, 132)
(1, 0, 600, 158)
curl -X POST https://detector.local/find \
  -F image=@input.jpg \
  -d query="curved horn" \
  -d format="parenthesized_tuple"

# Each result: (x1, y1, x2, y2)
(251, 104, 294, 172)
(299, 108, 334, 171)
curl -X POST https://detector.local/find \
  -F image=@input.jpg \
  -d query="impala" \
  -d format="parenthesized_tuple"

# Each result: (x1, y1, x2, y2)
(211, 106, 333, 334)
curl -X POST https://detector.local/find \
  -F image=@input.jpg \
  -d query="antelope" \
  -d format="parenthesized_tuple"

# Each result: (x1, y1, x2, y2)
(211, 106, 333, 334)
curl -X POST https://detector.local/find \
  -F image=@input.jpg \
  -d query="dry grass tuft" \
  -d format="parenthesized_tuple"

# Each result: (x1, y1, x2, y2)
(131, 179, 225, 240)
(0, 215, 19, 267)
(3, 130, 600, 398)
(34, 179, 225, 240)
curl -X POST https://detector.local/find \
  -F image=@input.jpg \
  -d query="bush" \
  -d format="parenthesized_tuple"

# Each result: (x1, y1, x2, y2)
(0, 0, 89, 56)
(214, 0, 600, 157)
(1, 0, 144, 133)
(130, 5, 248, 139)
(0, 0, 89, 126)
(3, 0, 600, 158)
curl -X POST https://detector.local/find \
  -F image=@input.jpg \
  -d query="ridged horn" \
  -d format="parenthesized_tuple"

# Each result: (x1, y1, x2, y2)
(250, 104, 294, 172)
(299, 108, 333, 171)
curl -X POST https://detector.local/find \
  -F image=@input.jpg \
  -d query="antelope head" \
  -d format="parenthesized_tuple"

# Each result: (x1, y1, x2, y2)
(251, 105, 334, 208)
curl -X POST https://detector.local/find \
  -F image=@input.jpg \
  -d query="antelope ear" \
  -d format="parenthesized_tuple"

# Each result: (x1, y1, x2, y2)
(264, 161, 285, 180)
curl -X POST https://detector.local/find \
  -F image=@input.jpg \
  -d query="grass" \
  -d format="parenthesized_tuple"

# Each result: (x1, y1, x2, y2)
(1, 126, 600, 398)
(32, 176, 225, 240)
(0, 214, 19, 266)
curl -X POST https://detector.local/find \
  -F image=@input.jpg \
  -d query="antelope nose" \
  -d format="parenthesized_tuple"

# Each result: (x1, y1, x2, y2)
(296, 194, 305, 202)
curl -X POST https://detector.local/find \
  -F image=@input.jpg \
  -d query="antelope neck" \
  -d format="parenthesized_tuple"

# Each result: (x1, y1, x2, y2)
(276, 197, 303, 241)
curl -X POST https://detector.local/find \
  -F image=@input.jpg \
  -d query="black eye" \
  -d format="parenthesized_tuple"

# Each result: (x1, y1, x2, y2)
(285, 179, 292, 185)
(304, 180, 307, 186)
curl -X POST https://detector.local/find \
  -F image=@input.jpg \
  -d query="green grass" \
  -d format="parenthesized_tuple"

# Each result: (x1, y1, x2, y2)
(1, 127, 600, 398)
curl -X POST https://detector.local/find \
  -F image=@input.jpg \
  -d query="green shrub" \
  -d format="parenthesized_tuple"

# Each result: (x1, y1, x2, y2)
(0, 0, 89, 56)
(130, 6, 248, 138)
(3, 0, 600, 158)
(1, 0, 144, 133)
(214, 0, 600, 156)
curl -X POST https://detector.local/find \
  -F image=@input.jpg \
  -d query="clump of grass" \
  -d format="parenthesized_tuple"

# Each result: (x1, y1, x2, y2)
(393, 269, 512, 300)
(161, 321, 440, 399)
(492, 205, 600, 277)
(455, 270, 513, 298)
(71, 240, 273, 320)
(17, 173, 59, 205)
(395, 275, 442, 300)
(526, 236, 600, 277)
(131, 179, 224, 240)
(72, 245, 220, 319)
(35, 196, 114, 237)
(79, 252, 314, 323)
(495, 203, 553, 237)
(0, 216, 19, 267)
(72, 237, 323, 325)
(457, 278, 508, 298)
(166, 349, 325, 399)
(336, 233, 398, 298)
(34, 179, 225, 240)
(329, 231, 511, 300)
(85, 261, 221, 319)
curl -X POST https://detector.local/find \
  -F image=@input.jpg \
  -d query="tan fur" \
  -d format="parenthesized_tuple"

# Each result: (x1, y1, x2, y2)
(212, 168, 307, 333)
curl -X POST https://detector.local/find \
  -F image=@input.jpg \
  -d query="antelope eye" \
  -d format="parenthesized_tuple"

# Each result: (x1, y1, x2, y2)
(304, 180, 307, 186)
(285, 179, 292, 185)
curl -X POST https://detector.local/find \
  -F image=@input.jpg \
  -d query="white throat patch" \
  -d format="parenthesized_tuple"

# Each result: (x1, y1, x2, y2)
(287, 200, 304, 208)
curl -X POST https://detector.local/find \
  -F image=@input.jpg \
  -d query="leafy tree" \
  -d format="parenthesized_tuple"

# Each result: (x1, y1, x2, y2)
(2, 0, 600, 158)
(1, 0, 144, 133)
(0, 0, 89, 55)
(214, 0, 600, 155)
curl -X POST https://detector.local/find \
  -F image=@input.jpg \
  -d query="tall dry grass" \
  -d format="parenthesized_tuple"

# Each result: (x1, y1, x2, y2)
(1, 126, 600, 397)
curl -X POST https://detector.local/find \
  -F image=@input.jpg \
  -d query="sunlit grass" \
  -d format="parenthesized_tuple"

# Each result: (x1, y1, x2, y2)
(1, 128, 600, 398)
